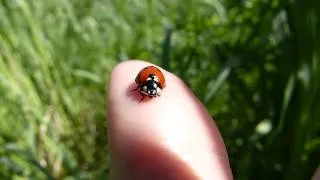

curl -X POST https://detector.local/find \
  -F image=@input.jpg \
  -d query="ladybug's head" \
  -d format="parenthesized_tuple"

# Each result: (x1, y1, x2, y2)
(140, 74, 161, 97)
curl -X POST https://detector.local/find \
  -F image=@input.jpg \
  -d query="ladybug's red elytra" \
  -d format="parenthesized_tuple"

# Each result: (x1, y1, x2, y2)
(134, 66, 166, 101)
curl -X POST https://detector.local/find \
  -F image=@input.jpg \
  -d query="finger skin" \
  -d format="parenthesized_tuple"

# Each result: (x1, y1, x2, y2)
(107, 60, 233, 180)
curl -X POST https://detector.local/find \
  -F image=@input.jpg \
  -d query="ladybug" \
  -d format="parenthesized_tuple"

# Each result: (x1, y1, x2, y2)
(134, 66, 166, 101)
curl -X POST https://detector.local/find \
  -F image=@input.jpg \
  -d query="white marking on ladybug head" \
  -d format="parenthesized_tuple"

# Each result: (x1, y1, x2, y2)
(147, 75, 159, 83)
(156, 87, 161, 96)
(142, 85, 147, 92)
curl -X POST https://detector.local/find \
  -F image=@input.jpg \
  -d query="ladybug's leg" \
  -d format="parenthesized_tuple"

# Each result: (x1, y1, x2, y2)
(131, 85, 140, 92)
(139, 93, 145, 102)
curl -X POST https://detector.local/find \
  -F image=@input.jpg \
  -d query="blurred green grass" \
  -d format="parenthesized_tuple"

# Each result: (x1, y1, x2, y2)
(0, 0, 319, 179)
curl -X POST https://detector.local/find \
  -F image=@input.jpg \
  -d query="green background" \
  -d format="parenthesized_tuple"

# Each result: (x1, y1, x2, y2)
(0, 0, 319, 179)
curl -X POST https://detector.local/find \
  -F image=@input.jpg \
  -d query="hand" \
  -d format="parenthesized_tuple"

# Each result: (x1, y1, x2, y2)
(107, 60, 233, 180)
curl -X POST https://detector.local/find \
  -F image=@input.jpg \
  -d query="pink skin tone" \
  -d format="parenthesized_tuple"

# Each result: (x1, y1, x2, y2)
(107, 60, 233, 180)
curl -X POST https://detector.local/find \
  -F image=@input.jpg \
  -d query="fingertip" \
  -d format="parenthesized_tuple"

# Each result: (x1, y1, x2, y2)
(107, 59, 180, 110)
(107, 60, 233, 180)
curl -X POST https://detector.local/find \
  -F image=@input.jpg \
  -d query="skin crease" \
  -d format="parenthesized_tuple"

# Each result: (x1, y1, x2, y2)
(107, 60, 234, 180)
